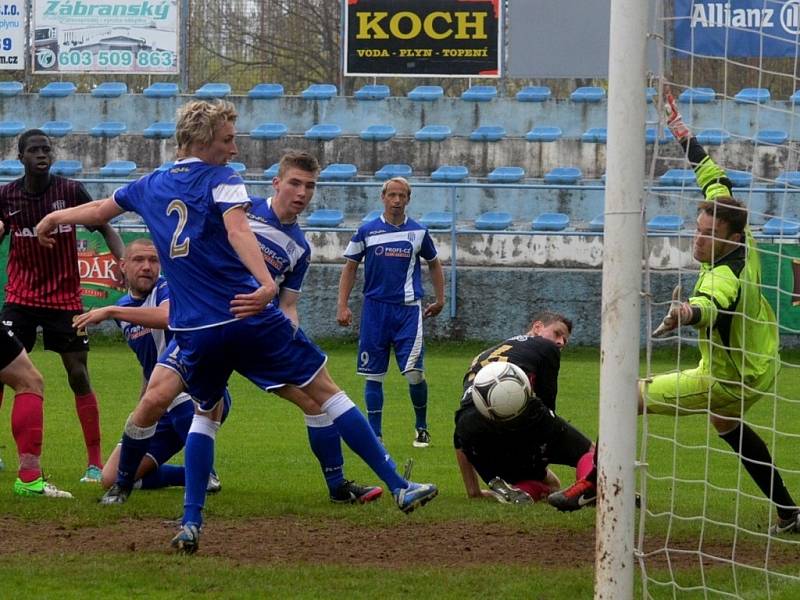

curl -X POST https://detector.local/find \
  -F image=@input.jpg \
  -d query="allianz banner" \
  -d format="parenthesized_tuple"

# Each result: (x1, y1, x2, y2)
(674, 0, 800, 58)
(344, 0, 501, 77)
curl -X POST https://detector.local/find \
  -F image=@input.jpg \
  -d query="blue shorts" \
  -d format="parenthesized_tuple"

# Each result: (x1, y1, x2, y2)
(357, 297, 424, 376)
(160, 309, 326, 411)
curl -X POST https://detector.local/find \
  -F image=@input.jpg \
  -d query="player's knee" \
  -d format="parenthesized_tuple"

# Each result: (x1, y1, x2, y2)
(404, 370, 425, 385)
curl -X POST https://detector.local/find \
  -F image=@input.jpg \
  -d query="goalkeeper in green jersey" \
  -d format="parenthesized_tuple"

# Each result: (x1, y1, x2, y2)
(641, 90, 799, 535)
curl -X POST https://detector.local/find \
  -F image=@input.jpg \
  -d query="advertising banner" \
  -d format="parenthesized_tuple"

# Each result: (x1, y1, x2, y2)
(344, 0, 501, 77)
(0, 0, 25, 70)
(674, 0, 800, 58)
(760, 243, 800, 333)
(32, 0, 179, 73)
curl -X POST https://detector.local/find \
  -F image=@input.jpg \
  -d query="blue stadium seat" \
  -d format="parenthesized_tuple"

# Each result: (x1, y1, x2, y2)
(727, 170, 753, 187)
(195, 83, 231, 98)
(360, 124, 396, 142)
(248, 83, 283, 99)
(420, 211, 453, 229)
(415, 125, 451, 141)
(487, 166, 525, 183)
(41, 121, 73, 137)
(469, 126, 505, 142)
(755, 129, 788, 145)
(735, 87, 770, 104)
(475, 211, 512, 230)
(516, 86, 551, 102)
(588, 214, 605, 232)
(532, 212, 569, 231)
(762, 217, 800, 236)
(645, 87, 657, 104)
(526, 126, 562, 142)
(228, 162, 246, 174)
(408, 85, 443, 101)
(679, 87, 715, 103)
(659, 168, 695, 186)
(91, 82, 127, 98)
(581, 127, 607, 143)
(157, 162, 175, 172)
(0, 121, 25, 137)
(144, 122, 176, 139)
(544, 167, 581, 185)
(375, 164, 412, 179)
(50, 160, 82, 176)
(776, 171, 800, 187)
(301, 84, 337, 100)
(250, 122, 287, 140)
(263, 163, 279, 178)
(362, 209, 382, 223)
(0, 159, 23, 176)
(319, 163, 357, 181)
(143, 82, 179, 98)
(570, 87, 605, 103)
(0, 81, 22, 97)
(355, 84, 390, 100)
(306, 209, 343, 227)
(791, 90, 800, 105)
(90, 121, 126, 138)
(431, 165, 468, 182)
(647, 215, 684, 232)
(696, 128, 730, 145)
(305, 124, 342, 140)
(100, 160, 137, 177)
(462, 85, 497, 102)
(39, 82, 76, 97)
(645, 127, 670, 144)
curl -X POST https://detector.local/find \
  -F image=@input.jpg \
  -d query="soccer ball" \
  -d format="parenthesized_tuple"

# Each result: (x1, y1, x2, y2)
(471, 361, 531, 421)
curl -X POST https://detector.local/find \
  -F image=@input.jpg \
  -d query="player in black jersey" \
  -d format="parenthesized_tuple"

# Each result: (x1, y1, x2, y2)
(454, 311, 597, 508)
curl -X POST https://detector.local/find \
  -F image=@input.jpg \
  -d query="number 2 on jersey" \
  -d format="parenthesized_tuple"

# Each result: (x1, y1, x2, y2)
(167, 199, 190, 258)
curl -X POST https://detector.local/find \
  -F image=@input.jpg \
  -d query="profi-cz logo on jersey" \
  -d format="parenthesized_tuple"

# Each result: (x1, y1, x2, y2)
(51, 199, 66, 211)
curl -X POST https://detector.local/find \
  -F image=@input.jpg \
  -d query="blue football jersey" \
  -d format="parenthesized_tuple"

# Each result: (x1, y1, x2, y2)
(113, 159, 260, 330)
(247, 197, 311, 297)
(115, 277, 171, 380)
(344, 216, 438, 304)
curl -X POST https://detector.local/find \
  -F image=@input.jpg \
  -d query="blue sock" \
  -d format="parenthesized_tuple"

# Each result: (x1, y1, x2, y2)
(364, 380, 384, 437)
(116, 421, 156, 488)
(140, 464, 185, 489)
(322, 392, 405, 493)
(183, 416, 218, 527)
(305, 413, 345, 493)
(409, 380, 428, 430)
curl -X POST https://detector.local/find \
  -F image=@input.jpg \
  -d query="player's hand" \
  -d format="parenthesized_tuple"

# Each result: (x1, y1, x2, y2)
(664, 87, 691, 142)
(424, 300, 444, 318)
(0, 220, 4, 237)
(230, 282, 277, 318)
(36, 214, 58, 248)
(73, 307, 112, 330)
(652, 286, 692, 337)
(336, 306, 352, 327)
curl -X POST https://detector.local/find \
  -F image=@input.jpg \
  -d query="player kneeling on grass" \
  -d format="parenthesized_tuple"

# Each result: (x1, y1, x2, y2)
(454, 311, 597, 510)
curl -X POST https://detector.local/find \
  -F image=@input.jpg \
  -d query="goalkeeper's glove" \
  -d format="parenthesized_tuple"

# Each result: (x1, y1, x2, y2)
(652, 285, 689, 338)
(664, 91, 691, 142)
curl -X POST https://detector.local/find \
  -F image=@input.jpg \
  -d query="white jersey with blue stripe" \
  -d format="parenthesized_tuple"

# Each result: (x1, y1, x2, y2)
(247, 197, 311, 297)
(115, 277, 171, 380)
(113, 158, 260, 331)
(344, 215, 438, 304)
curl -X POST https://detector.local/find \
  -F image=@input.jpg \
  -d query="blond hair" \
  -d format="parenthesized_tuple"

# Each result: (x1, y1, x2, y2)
(175, 100, 237, 150)
(381, 176, 411, 196)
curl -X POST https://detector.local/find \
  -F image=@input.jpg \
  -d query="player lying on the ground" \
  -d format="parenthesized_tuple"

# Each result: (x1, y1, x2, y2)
(453, 311, 597, 509)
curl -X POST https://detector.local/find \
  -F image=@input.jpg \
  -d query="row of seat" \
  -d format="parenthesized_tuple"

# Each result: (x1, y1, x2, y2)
(0, 159, 137, 177)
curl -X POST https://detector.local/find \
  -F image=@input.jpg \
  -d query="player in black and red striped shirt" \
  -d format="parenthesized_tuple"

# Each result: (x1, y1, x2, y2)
(0, 129, 124, 490)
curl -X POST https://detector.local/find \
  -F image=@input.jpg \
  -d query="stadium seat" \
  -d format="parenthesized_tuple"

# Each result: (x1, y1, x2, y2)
(645, 87, 656, 103)
(588, 214, 605, 232)
(570, 87, 605, 103)
(41, 121, 73, 137)
(791, 90, 800, 105)
(487, 166, 525, 183)
(306, 209, 343, 227)
(0, 159, 23, 176)
(362, 209, 382, 223)
(319, 163, 357, 181)
(157, 162, 175, 172)
(144, 122, 176, 139)
(248, 83, 283, 99)
(581, 128, 607, 143)
(100, 160, 137, 177)
(431, 165, 468, 181)
(50, 160, 82, 176)
(420, 211, 453, 229)
(143, 82, 179, 98)
(228, 162, 246, 174)
(90, 121, 127, 138)
(475, 211, 512, 230)
(659, 168, 695, 186)
(532, 212, 569, 231)
(250, 122, 288, 140)
(645, 127, 670, 144)
(360, 124, 396, 142)
(0, 121, 25, 137)
(526, 126, 562, 142)
(727, 170, 753, 187)
(679, 87, 715, 103)
(755, 129, 788, 145)
(516, 86, 551, 102)
(696, 129, 729, 145)
(544, 167, 581, 185)
(263, 163, 279, 178)
(776, 171, 800, 187)
(415, 125, 451, 141)
(0, 81, 23, 97)
(91, 82, 127, 98)
(469, 126, 505, 142)
(39, 82, 76, 97)
(301, 84, 337, 100)
(762, 217, 800, 236)
(408, 85, 443, 101)
(735, 87, 770, 104)
(462, 85, 497, 102)
(647, 215, 684, 232)
(355, 84, 390, 100)
(375, 164, 412, 179)
(305, 124, 342, 140)
(195, 83, 231, 98)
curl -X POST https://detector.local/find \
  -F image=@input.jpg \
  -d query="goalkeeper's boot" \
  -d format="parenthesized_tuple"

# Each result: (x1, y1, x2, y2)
(769, 510, 800, 535)
(547, 478, 597, 512)
(171, 522, 200, 554)
(487, 477, 533, 504)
